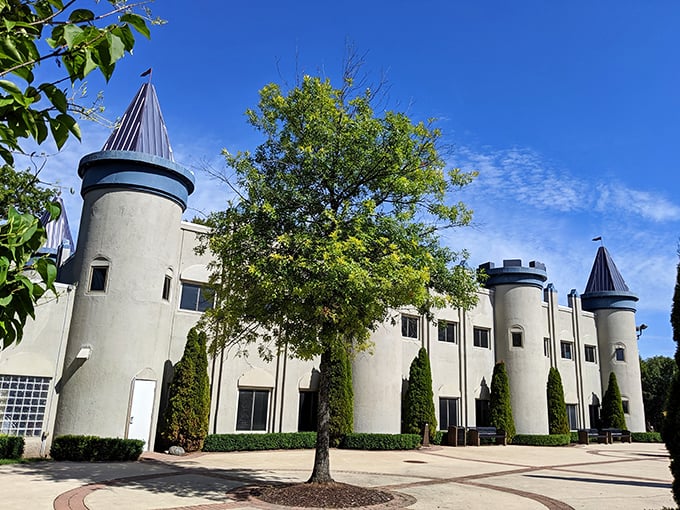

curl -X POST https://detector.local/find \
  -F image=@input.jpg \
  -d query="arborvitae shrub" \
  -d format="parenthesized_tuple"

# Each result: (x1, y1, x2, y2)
(664, 258, 680, 505)
(403, 347, 437, 435)
(601, 372, 627, 430)
(490, 361, 515, 441)
(329, 342, 353, 447)
(158, 327, 210, 452)
(547, 367, 570, 434)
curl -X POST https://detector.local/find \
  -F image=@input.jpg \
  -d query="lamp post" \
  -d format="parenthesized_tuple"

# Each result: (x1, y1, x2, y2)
(636, 323, 648, 340)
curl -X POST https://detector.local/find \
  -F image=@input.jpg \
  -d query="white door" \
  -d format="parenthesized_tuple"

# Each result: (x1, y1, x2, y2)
(128, 379, 156, 450)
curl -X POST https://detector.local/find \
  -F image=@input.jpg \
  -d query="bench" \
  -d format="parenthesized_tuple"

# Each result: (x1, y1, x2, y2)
(601, 428, 632, 443)
(578, 428, 609, 444)
(468, 427, 507, 446)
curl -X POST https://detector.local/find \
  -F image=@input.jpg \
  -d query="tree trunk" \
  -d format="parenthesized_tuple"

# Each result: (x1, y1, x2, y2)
(308, 347, 334, 483)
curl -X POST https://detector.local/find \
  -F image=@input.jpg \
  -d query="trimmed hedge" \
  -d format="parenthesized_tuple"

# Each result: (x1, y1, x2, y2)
(512, 434, 571, 446)
(203, 432, 317, 452)
(339, 433, 421, 450)
(0, 435, 24, 459)
(50, 435, 144, 461)
(632, 432, 663, 443)
(431, 430, 445, 445)
(570, 431, 579, 443)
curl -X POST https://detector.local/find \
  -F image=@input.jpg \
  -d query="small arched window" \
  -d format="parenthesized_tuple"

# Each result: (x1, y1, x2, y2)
(615, 345, 626, 362)
(162, 269, 173, 301)
(510, 326, 523, 348)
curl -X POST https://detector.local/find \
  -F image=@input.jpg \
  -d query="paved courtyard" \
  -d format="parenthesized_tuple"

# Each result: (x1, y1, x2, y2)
(1, 442, 674, 509)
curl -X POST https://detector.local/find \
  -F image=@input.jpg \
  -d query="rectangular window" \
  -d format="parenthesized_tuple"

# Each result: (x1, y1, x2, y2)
(615, 347, 626, 362)
(544, 338, 550, 357)
(584, 345, 596, 363)
(236, 389, 269, 431)
(439, 398, 459, 430)
(473, 328, 490, 348)
(179, 283, 214, 312)
(0, 375, 50, 436)
(566, 404, 578, 430)
(622, 399, 629, 414)
(401, 315, 419, 339)
(89, 266, 108, 291)
(589, 404, 601, 429)
(298, 391, 318, 432)
(511, 331, 523, 347)
(162, 275, 171, 301)
(438, 321, 457, 343)
(560, 341, 573, 360)
(475, 399, 491, 427)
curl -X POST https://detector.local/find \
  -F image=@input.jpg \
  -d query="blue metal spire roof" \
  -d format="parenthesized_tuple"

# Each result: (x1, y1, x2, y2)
(584, 246, 630, 293)
(102, 82, 174, 161)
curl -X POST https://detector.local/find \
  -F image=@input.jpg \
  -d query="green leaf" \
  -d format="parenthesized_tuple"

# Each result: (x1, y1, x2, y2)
(40, 83, 68, 113)
(56, 113, 80, 140)
(68, 9, 95, 23)
(120, 13, 150, 38)
(62, 24, 83, 48)
(49, 116, 69, 149)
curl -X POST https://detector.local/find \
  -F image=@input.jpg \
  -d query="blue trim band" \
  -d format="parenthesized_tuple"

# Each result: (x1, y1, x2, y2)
(484, 266, 548, 289)
(78, 151, 195, 211)
(581, 291, 638, 312)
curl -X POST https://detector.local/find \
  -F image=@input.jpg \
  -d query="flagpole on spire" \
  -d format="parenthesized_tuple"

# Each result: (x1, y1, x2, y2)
(140, 67, 152, 82)
(592, 236, 603, 246)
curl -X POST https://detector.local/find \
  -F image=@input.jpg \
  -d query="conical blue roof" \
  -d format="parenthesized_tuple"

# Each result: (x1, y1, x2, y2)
(102, 82, 174, 161)
(584, 246, 630, 293)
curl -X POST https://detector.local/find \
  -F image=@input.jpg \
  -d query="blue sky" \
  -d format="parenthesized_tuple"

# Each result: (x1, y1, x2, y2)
(34, 1, 680, 358)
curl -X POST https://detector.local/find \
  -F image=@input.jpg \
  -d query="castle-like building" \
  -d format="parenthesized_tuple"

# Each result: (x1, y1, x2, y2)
(0, 84, 645, 454)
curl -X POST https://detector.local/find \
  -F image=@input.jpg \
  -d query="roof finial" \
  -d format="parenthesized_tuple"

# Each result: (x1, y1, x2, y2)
(592, 236, 603, 246)
(140, 67, 152, 82)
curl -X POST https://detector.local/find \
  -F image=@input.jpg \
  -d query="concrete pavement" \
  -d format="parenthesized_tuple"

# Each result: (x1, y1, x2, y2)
(1, 442, 674, 509)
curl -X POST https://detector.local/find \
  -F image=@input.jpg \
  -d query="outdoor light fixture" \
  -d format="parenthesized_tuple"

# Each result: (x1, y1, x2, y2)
(636, 323, 648, 340)
(76, 346, 92, 360)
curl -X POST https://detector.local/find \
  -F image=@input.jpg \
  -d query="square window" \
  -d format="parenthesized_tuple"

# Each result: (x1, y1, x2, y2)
(0, 375, 50, 436)
(89, 266, 108, 292)
(560, 341, 573, 360)
(511, 331, 522, 347)
(179, 283, 214, 312)
(401, 315, 419, 339)
(236, 389, 269, 431)
(585, 345, 596, 363)
(438, 322, 457, 343)
(473, 328, 490, 348)
(615, 347, 625, 362)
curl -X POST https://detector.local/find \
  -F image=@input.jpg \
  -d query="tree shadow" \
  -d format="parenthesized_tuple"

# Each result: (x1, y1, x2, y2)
(526, 473, 671, 490)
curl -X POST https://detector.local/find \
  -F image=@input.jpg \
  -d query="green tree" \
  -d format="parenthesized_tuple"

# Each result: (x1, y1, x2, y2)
(490, 361, 515, 440)
(202, 67, 479, 483)
(664, 254, 680, 505)
(403, 347, 437, 436)
(546, 367, 569, 435)
(158, 328, 211, 452)
(601, 372, 627, 429)
(640, 355, 676, 432)
(0, 204, 59, 346)
(328, 342, 353, 446)
(0, 0, 155, 347)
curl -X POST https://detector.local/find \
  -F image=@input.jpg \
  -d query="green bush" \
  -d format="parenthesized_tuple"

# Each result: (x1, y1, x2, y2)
(50, 435, 144, 461)
(547, 367, 570, 435)
(430, 430, 445, 445)
(490, 361, 516, 441)
(158, 327, 211, 452)
(403, 347, 437, 435)
(0, 435, 24, 459)
(570, 431, 579, 443)
(329, 343, 354, 447)
(339, 433, 421, 450)
(632, 431, 663, 443)
(203, 432, 317, 452)
(601, 372, 627, 429)
(512, 434, 571, 446)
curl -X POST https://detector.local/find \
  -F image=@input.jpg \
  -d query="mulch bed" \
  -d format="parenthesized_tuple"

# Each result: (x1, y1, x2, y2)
(234, 481, 397, 508)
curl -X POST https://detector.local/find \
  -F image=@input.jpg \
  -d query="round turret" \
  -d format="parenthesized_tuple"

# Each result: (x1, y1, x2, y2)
(483, 259, 549, 434)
